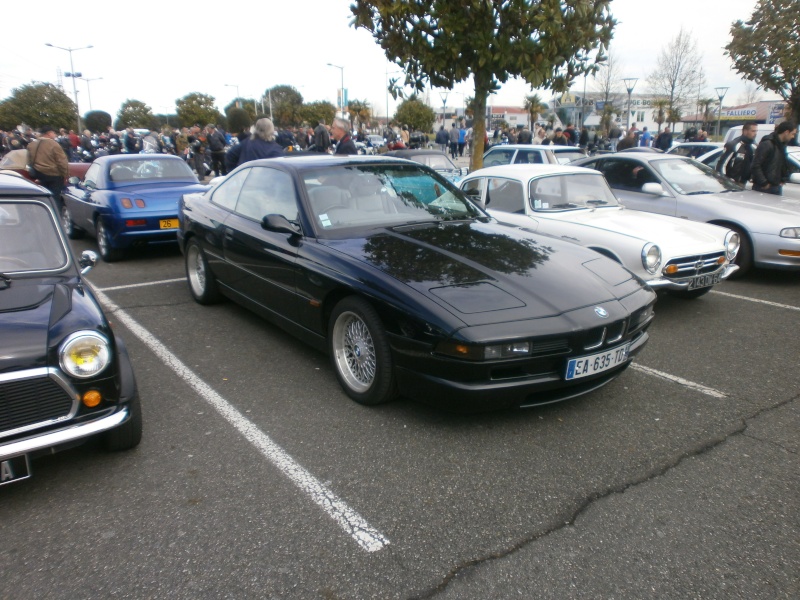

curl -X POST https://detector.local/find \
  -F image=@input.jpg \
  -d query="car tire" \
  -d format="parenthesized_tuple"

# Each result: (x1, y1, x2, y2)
(727, 225, 752, 279)
(329, 296, 397, 405)
(669, 286, 713, 300)
(61, 205, 84, 239)
(95, 218, 123, 262)
(185, 238, 223, 304)
(104, 394, 143, 451)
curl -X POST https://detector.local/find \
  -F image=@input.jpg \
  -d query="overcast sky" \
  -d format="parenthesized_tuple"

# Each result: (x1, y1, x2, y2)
(0, 0, 775, 122)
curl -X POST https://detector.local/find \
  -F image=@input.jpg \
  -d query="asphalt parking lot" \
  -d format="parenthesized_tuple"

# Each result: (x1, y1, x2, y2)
(1, 238, 798, 599)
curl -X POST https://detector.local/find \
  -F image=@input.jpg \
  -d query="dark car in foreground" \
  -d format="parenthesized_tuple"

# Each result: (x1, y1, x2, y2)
(61, 154, 208, 261)
(0, 174, 142, 486)
(178, 155, 656, 411)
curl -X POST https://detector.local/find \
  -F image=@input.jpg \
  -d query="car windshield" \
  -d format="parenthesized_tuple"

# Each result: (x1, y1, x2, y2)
(415, 154, 457, 171)
(650, 158, 741, 195)
(552, 150, 586, 164)
(0, 201, 69, 273)
(108, 159, 196, 183)
(302, 164, 482, 236)
(530, 173, 619, 211)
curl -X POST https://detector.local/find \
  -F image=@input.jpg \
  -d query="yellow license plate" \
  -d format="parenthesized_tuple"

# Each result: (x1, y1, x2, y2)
(159, 219, 178, 229)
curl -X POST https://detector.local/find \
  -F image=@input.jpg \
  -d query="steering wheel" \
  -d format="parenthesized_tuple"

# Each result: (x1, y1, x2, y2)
(0, 256, 30, 269)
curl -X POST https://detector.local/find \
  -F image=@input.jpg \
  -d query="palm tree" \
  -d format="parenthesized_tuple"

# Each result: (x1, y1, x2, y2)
(523, 93, 549, 127)
(698, 98, 716, 130)
(651, 98, 670, 133)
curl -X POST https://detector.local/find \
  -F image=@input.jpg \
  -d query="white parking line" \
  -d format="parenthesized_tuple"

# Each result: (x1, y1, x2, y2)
(710, 290, 800, 312)
(96, 278, 186, 292)
(631, 363, 727, 398)
(93, 287, 390, 553)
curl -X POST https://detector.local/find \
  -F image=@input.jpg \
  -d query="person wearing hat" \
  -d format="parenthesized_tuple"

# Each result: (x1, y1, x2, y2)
(27, 126, 69, 208)
(205, 123, 228, 177)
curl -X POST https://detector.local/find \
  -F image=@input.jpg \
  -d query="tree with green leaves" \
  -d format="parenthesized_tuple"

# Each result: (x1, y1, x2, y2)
(175, 93, 222, 128)
(394, 95, 436, 133)
(523, 93, 549, 126)
(84, 110, 112, 132)
(265, 85, 303, 127)
(348, 99, 372, 130)
(698, 98, 716, 131)
(299, 101, 336, 127)
(0, 83, 77, 130)
(226, 107, 252, 135)
(651, 98, 669, 133)
(351, 0, 615, 169)
(224, 98, 258, 122)
(725, 0, 800, 123)
(115, 99, 156, 130)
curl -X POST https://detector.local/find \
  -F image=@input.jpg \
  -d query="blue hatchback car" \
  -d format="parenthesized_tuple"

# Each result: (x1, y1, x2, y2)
(61, 155, 208, 261)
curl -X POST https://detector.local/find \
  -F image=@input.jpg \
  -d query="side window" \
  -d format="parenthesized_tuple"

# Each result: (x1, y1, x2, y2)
(461, 178, 484, 203)
(486, 178, 525, 214)
(84, 163, 101, 187)
(211, 168, 250, 211)
(600, 159, 657, 191)
(483, 148, 516, 166)
(514, 150, 544, 164)
(235, 167, 298, 221)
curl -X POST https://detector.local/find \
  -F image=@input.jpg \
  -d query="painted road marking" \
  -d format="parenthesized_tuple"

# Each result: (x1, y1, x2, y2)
(631, 363, 727, 398)
(93, 287, 390, 553)
(96, 278, 186, 292)
(711, 290, 800, 312)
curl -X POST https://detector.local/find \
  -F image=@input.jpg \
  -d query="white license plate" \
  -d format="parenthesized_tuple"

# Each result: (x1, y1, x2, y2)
(565, 343, 631, 381)
(1, 454, 31, 486)
(687, 272, 721, 290)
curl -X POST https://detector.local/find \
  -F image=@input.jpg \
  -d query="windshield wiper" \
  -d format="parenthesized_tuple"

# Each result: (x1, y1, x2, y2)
(685, 191, 713, 195)
(585, 199, 609, 205)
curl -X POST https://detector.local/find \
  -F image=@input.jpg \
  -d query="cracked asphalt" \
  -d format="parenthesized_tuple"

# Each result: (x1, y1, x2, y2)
(1, 241, 797, 599)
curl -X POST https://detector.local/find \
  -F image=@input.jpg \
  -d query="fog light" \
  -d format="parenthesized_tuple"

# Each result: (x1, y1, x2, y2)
(82, 390, 102, 408)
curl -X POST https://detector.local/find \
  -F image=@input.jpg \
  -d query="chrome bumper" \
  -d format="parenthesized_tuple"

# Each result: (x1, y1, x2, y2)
(645, 263, 738, 290)
(0, 407, 129, 461)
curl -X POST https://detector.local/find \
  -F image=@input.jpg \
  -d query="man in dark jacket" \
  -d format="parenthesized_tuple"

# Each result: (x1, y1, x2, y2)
(205, 124, 228, 177)
(313, 120, 331, 153)
(654, 127, 673, 151)
(751, 120, 797, 195)
(716, 121, 757, 184)
(27, 125, 69, 208)
(225, 118, 284, 171)
(331, 118, 357, 155)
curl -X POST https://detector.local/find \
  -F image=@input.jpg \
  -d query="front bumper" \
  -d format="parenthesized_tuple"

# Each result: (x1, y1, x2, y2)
(645, 263, 738, 290)
(0, 406, 129, 460)
(752, 231, 800, 270)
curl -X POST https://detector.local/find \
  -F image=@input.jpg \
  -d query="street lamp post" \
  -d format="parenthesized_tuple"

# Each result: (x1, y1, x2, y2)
(327, 63, 344, 118)
(439, 91, 449, 127)
(714, 86, 729, 140)
(224, 83, 240, 108)
(622, 77, 638, 131)
(79, 76, 102, 112)
(45, 43, 93, 132)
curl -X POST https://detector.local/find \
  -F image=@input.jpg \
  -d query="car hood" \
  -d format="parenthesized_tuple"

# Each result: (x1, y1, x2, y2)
(321, 220, 645, 326)
(552, 207, 728, 253)
(693, 189, 800, 221)
(0, 281, 106, 373)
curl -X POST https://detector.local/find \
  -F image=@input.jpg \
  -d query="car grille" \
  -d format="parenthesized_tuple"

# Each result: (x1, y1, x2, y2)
(663, 251, 725, 280)
(0, 371, 76, 438)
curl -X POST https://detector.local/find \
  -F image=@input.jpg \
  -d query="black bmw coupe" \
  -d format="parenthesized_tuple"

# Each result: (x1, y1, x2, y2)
(0, 174, 141, 486)
(178, 156, 656, 411)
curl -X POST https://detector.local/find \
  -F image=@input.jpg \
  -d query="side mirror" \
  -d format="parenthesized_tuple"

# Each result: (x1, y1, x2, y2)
(641, 182, 666, 196)
(79, 250, 98, 275)
(68, 176, 81, 185)
(789, 173, 800, 185)
(261, 214, 301, 235)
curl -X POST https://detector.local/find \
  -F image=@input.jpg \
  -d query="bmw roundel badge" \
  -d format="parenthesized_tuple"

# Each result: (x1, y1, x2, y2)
(594, 307, 609, 318)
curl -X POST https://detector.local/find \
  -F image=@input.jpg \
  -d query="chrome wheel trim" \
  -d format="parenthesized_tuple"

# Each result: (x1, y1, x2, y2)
(332, 310, 376, 393)
(96, 220, 109, 256)
(186, 244, 206, 297)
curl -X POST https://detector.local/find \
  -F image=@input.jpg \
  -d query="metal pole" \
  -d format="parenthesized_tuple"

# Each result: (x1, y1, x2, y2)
(46, 43, 92, 132)
(327, 63, 344, 117)
(622, 78, 638, 132)
(714, 87, 728, 140)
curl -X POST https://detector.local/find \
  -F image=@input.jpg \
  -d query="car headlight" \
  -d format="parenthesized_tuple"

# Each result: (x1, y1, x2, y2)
(641, 243, 662, 274)
(59, 332, 111, 378)
(780, 227, 800, 238)
(436, 341, 531, 361)
(724, 231, 740, 260)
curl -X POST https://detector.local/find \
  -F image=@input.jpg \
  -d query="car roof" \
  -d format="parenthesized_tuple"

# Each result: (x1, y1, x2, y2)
(235, 154, 419, 173)
(383, 149, 448, 158)
(0, 172, 51, 197)
(465, 164, 597, 180)
(93, 154, 187, 166)
(485, 144, 580, 152)
(579, 153, 688, 164)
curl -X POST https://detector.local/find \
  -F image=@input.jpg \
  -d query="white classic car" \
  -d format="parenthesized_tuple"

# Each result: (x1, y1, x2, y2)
(461, 164, 740, 298)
